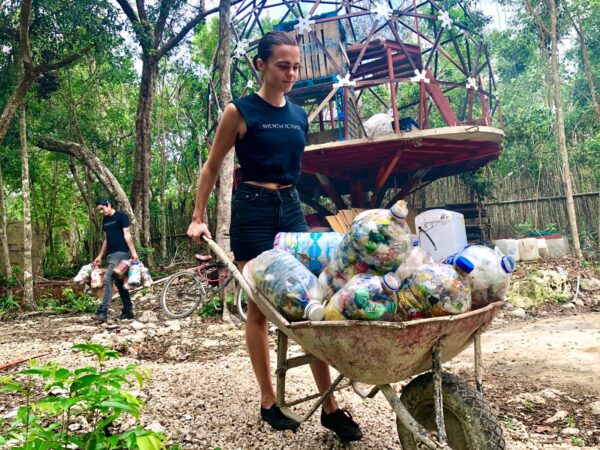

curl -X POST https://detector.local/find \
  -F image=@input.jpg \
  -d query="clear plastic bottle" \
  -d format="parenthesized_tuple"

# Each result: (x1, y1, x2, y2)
(450, 245, 516, 308)
(128, 261, 142, 287)
(73, 263, 94, 284)
(246, 249, 325, 321)
(321, 201, 413, 294)
(323, 273, 401, 321)
(89, 266, 104, 289)
(141, 265, 153, 287)
(395, 246, 434, 282)
(401, 263, 472, 317)
(273, 232, 343, 275)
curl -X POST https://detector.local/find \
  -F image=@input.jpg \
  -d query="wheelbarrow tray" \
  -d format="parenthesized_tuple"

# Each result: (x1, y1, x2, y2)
(246, 274, 500, 385)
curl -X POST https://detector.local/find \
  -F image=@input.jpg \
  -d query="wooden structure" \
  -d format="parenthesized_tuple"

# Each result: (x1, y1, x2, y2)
(207, 0, 504, 223)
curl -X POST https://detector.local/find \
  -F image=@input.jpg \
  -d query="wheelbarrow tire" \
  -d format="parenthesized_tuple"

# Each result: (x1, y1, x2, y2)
(397, 372, 505, 450)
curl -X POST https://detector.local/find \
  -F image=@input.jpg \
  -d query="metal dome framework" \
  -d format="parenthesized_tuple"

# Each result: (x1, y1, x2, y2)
(206, 0, 504, 215)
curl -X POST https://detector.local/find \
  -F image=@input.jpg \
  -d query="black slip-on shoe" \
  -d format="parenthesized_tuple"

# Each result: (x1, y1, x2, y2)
(321, 408, 363, 442)
(260, 404, 300, 432)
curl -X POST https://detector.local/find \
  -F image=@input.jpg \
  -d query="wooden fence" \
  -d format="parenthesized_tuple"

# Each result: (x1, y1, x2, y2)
(404, 164, 599, 241)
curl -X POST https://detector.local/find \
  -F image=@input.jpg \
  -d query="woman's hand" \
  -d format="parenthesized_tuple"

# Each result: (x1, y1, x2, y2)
(187, 221, 212, 243)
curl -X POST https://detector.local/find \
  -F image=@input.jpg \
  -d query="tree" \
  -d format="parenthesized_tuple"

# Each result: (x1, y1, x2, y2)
(0, 0, 115, 146)
(114, 0, 241, 265)
(19, 105, 34, 306)
(0, 163, 12, 280)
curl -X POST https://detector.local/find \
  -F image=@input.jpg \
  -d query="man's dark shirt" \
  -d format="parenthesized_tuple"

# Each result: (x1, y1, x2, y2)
(103, 211, 130, 254)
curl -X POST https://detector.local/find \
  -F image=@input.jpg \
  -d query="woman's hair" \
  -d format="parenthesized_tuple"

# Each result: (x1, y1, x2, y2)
(252, 31, 298, 70)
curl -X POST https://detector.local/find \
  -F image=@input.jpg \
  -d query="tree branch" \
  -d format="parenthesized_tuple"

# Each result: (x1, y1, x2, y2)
(34, 45, 93, 74)
(524, 0, 550, 37)
(19, 0, 33, 72)
(116, 0, 140, 25)
(154, 0, 172, 44)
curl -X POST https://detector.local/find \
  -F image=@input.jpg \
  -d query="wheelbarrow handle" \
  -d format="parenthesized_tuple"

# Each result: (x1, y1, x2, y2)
(201, 235, 254, 301)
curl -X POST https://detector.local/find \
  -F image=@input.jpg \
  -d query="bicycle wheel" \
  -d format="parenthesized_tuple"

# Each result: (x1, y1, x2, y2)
(160, 272, 205, 319)
(235, 285, 248, 322)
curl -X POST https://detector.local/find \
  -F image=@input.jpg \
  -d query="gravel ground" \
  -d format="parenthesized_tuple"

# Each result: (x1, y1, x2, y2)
(1, 294, 599, 449)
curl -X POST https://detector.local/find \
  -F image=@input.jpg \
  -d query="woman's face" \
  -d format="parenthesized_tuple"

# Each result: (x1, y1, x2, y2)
(257, 44, 301, 93)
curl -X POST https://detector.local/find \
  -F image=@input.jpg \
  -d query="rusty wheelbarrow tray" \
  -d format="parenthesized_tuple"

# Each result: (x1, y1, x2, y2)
(205, 237, 504, 450)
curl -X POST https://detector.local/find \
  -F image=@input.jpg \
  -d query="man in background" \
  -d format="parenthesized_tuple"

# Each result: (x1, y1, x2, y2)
(92, 198, 138, 322)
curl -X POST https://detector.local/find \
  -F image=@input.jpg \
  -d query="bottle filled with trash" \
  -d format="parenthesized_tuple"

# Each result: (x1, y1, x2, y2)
(324, 273, 401, 321)
(244, 248, 325, 321)
(113, 259, 131, 279)
(446, 245, 516, 308)
(73, 263, 95, 284)
(273, 232, 342, 275)
(400, 262, 473, 318)
(89, 265, 104, 289)
(128, 261, 142, 288)
(320, 201, 413, 295)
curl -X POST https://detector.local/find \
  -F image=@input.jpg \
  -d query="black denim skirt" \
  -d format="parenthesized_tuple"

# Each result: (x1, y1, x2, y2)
(230, 183, 308, 261)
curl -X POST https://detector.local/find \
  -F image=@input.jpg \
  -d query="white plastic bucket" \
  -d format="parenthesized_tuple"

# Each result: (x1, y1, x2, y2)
(495, 239, 520, 262)
(415, 209, 467, 262)
(518, 238, 540, 261)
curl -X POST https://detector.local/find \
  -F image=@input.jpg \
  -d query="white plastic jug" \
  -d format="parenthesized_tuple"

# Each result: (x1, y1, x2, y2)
(495, 239, 520, 262)
(536, 238, 548, 257)
(415, 209, 467, 262)
(518, 238, 540, 261)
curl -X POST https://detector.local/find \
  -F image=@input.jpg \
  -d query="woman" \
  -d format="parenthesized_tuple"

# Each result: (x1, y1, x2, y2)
(187, 31, 362, 441)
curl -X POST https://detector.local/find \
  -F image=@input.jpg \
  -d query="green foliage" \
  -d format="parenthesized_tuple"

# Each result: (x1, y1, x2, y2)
(198, 296, 221, 318)
(37, 288, 97, 314)
(0, 343, 170, 449)
(0, 294, 20, 313)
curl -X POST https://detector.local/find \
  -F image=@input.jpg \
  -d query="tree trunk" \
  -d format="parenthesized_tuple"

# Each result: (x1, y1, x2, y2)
(572, 15, 600, 121)
(216, 0, 234, 321)
(549, 0, 582, 258)
(19, 106, 35, 307)
(68, 159, 99, 261)
(0, 75, 35, 146)
(157, 102, 168, 261)
(131, 59, 159, 267)
(35, 137, 140, 244)
(0, 164, 12, 281)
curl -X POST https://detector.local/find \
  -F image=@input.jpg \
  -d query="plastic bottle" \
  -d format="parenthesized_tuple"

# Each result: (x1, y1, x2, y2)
(321, 201, 413, 294)
(323, 273, 401, 321)
(245, 249, 325, 321)
(273, 232, 343, 275)
(128, 261, 142, 287)
(89, 266, 104, 289)
(395, 246, 434, 282)
(113, 259, 131, 279)
(401, 263, 472, 317)
(141, 265, 153, 287)
(73, 263, 94, 284)
(451, 245, 516, 308)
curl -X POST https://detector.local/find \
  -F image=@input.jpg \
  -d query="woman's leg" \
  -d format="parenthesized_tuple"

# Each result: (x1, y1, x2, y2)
(309, 360, 338, 414)
(239, 261, 276, 408)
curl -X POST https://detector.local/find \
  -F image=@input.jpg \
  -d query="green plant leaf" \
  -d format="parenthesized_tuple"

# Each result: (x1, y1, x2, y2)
(136, 434, 166, 450)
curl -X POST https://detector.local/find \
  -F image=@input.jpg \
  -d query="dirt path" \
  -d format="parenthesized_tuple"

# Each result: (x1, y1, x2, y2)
(1, 308, 599, 449)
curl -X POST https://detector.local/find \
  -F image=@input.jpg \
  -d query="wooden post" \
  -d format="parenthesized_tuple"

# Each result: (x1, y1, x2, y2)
(343, 86, 349, 140)
(387, 47, 400, 133)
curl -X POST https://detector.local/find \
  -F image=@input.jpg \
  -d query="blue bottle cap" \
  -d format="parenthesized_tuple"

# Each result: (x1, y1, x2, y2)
(455, 256, 474, 274)
(500, 256, 516, 274)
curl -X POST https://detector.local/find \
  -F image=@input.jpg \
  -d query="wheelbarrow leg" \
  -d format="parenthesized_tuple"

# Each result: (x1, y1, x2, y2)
(432, 338, 448, 443)
(275, 330, 288, 410)
(379, 384, 452, 450)
(474, 327, 484, 395)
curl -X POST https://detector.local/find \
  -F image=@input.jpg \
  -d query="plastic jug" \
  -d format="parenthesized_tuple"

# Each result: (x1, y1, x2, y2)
(73, 263, 94, 284)
(401, 263, 472, 317)
(450, 245, 516, 308)
(495, 239, 520, 262)
(415, 209, 467, 262)
(544, 234, 570, 257)
(324, 273, 400, 321)
(273, 232, 342, 275)
(537, 238, 548, 257)
(518, 238, 540, 261)
(128, 261, 142, 287)
(245, 249, 325, 321)
(113, 259, 131, 279)
(320, 201, 413, 294)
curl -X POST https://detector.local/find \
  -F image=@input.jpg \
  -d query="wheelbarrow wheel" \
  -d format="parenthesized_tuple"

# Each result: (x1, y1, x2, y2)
(397, 372, 505, 450)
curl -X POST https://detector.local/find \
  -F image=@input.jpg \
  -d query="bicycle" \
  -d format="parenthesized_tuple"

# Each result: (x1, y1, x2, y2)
(160, 253, 248, 321)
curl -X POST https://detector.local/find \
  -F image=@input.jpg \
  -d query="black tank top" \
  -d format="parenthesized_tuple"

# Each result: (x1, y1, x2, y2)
(231, 93, 308, 185)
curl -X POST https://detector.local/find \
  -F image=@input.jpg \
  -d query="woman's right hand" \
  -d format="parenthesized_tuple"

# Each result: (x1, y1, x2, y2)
(187, 221, 212, 243)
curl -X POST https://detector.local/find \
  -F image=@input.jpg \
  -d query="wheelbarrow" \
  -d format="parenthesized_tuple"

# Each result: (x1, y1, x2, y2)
(204, 237, 505, 450)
